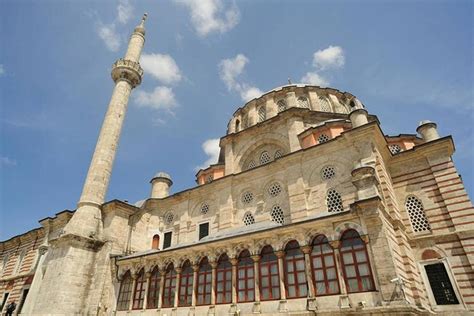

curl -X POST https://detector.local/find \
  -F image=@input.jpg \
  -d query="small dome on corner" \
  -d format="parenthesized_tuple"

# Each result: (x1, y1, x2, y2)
(150, 171, 172, 184)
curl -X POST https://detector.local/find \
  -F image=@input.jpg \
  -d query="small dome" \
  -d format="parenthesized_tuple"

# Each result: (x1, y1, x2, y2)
(150, 171, 172, 184)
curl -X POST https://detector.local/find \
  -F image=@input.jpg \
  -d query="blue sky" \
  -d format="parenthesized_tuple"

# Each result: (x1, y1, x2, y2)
(0, 0, 472, 240)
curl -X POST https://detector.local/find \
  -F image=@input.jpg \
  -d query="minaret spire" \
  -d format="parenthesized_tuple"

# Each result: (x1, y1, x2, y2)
(30, 15, 148, 314)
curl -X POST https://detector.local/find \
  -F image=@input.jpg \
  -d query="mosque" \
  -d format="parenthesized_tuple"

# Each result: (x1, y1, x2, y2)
(1, 14, 473, 316)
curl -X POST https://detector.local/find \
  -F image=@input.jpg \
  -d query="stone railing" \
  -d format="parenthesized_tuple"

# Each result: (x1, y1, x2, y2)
(111, 58, 144, 88)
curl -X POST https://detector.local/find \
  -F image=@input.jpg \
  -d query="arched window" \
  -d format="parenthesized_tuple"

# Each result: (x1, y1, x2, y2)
(284, 241, 308, 298)
(389, 144, 402, 154)
(311, 235, 339, 296)
(274, 150, 283, 159)
(405, 196, 431, 233)
(216, 254, 232, 304)
(326, 189, 343, 212)
(147, 267, 161, 309)
(318, 134, 330, 144)
(243, 212, 255, 226)
(340, 229, 375, 293)
(297, 96, 310, 108)
(246, 160, 256, 170)
(319, 96, 331, 112)
(152, 235, 160, 250)
(161, 264, 177, 308)
(178, 261, 193, 307)
(132, 269, 146, 309)
(197, 257, 212, 305)
(277, 100, 287, 112)
(237, 250, 255, 302)
(259, 246, 280, 301)
(117, 270, 133, 311)
(260, 151, 271, 165)
(235, 119, 240, 132)
(258, 106, 266, 122)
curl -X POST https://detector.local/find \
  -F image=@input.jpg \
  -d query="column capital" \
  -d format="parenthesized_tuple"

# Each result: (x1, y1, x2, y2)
(275, 250, 285, 258)
(301, 245, 312, 254)
(175, 267, 182, 274)
(329, 240, 340, 249)
(210, 261, 218, 269)
(192, 264, 199, 272)
(251, 255, 261, 262)
(230, 258, 239, 266)
(360, 235, 370, 244)
(145, 271, 152, 278)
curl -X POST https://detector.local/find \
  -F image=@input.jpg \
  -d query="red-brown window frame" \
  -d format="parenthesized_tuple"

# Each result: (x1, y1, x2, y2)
(147, 267, 161, 309)
(117, 270, 133, 311)
(284, 240, 308, 299)
(152, 235, 160, 250)
(215, 254, 232, 304)
(340, 229, 375, 293)
(132, 269, 146, 309)
(259, 245, 280, 301)
(310, 235, 340, 296)
(178, 261, 193, 307)
(237, 250, 255, 303)
(196, 257, 212, 306)
(161, 264, 176, 308)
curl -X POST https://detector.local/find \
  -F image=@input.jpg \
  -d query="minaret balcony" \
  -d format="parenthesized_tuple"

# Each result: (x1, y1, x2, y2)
(111, 58, 144, 88)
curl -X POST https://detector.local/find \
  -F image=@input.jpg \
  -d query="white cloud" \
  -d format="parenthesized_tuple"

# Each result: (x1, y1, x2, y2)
(196, 138, 220, 170)
(313, 45, 345, 70)
(174, 0, 240, 37)
(117, 0, 133, 24)
(0, 64, 4, 76)
(141, 53, 182, 84)
(97, 24, 121, 52)
(218, 54, 262, 102)
(301, 72, 329, 87)
(0, 156, 17, 167)
(135, 86, 178, 112)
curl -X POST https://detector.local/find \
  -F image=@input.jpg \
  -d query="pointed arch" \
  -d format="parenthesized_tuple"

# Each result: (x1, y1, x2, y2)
(117, 270, 133, 311)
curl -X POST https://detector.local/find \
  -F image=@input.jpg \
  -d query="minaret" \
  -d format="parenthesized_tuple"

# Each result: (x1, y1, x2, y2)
(28, 15, 147, 315)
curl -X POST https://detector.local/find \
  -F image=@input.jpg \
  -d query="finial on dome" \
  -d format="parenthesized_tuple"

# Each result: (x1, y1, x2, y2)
(141, 13, 148, 25)
(288, 77, 292, 84)
(134, 13, 148, 35)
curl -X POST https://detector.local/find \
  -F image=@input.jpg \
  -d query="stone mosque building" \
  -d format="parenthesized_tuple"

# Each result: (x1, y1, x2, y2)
(1, 14, 474, 316)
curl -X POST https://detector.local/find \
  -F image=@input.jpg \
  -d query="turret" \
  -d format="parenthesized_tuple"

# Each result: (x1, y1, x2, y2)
(150, 172, 173, 198)
(417, 120, 440, 142)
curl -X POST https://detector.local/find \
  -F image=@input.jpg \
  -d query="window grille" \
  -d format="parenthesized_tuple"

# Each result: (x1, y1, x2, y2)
(405, 196, 431, 233)
(205, 174, 213, 183)
(319, 96, 331, 112)
(216, 254, 233, 304)
(196, 258, 212, 305)
(147, 267, 161, 309)
(321, 166, 336, 180)
(178, 261, 193, 307)
(326, 189, 343, 212)
(246, 160, 256, 170)
(258, 107, 266, 122)
(318, 134, 330, 144)
(161, 264, 177, 308)
(389, 144, 402, 154)
(237, 250, 255, 302)
(243, 213, 255, 226)
(241, 191, 254, 204)
(425, 263, 459, 305)
(270, 205, 284, 224)
(297, 96, 310, 109)
(277, 100, 287, 112)
(284, 241, 308, 298)
(164, 212, 174, 224)
(200, 203, 209, 214)
(260, 151, 271, 165)
(117, 271, 133, 310)
(259, 246, 280, 300)
(274, 150, 283, 159)
(268, 183, 282, 197)
(311, 235, 340, 295)
(132, 269, 146, 309)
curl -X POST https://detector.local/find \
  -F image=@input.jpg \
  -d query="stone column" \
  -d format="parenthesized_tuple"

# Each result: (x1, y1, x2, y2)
(129, 273, 138, 310)
(251, 255, 261, 313)
(174, 267, 182, 308)
(157, 269, 166, 309)
(349, 108, 369, 128)
(143, 271, 152, 309)
(275, 250, 288, 312)
(230, 257, 239, 313)
(301, 246, 315, 297)
(285, 91, 297, 108)
(330, 240, 350, 309)
(210, 261, 218, 305)
(192, 264, 199, 307)
(416, 120, 440, 142)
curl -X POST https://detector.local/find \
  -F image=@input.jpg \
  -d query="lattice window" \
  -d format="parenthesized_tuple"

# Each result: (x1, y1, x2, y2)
(205, 174, 213, 183)
(246, 160, 256, 170)
(326, 189, 343, 212)
(405, 196, 431, 233)
(268, 182, 282, 197)
(274, 150, 283, 159)
(321, 166, 336, 180)
(165, 212, 174, 224)
(389, 144, 402, 154)
(260, 151, 271, 165)
(243, 213, 255, 226)
(200, 203, 209, 214)
(241, 191, 254, 204)
(318, 134, 330, 144)
(258, 106, 266, 122)
(297, 96, 310, 109)
(277, 100, 287, 112)
(270, 205, 284, 224)
(319, 96, 331, 112)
